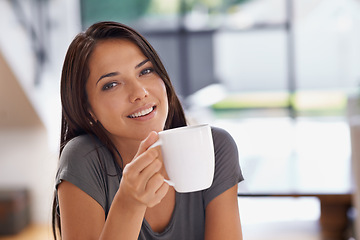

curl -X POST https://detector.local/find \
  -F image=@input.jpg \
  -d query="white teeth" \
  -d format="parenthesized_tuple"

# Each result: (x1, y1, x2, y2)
(129, 107, 154, 118)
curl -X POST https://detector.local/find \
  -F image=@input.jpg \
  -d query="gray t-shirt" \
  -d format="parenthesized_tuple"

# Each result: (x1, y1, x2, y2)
(55, 126, 243, 240)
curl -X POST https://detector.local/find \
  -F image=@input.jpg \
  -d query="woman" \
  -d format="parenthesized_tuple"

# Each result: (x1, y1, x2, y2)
(52, 21, 243, 240)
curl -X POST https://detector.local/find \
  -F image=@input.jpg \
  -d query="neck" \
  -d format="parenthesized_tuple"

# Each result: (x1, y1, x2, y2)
(112, 137, 141, 166)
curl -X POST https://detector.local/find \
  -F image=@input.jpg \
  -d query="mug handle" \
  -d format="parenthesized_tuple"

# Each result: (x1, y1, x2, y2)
(164, 179, 175, 186)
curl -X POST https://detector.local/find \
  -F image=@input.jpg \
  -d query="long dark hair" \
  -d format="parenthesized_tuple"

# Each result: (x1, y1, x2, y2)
(52, 21, 187, 239)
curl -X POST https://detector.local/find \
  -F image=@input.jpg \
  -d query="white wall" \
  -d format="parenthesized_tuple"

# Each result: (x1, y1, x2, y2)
(0, 0, 81, 224)
(0, 128, 58, 224)
(0, 50, 58, 224)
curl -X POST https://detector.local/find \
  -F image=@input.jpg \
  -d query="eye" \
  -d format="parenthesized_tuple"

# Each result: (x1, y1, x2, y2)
(102, 82, 118, 91)
(139, 68, 154, 76)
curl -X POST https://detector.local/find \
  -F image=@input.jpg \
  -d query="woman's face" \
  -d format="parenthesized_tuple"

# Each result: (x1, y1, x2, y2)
(86, 39, 168, 145)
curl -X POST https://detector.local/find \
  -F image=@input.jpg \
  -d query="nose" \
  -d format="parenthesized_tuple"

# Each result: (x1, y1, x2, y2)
(129, 80, 149, 103)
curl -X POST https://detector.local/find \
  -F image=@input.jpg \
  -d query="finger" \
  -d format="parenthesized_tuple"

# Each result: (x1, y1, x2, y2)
(127, 147, 161, 177)
(129, 172, 165, 207)
(138, 158, 162, 188)
(135, 131, 159, 157)
(156, 182, 169, 199)
(147, 181, 170, 208)
(122, 132, 160, 186)
(145, 171, 165, 192)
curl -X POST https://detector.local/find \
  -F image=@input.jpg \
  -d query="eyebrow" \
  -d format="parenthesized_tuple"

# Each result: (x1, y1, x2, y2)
(136, 59, 150, 69)
(96, 59, 150, 85)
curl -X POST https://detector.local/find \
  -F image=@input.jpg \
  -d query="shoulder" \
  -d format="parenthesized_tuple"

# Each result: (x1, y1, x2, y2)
(59, 134, 112, 171)
(56, 135, 114, 214)
(62, 134, 100, 156)
(202, 126, 243, 207)
(211, 126, 235, 141)
(211, 126, 238, 156)
(210, 126, 239, 165)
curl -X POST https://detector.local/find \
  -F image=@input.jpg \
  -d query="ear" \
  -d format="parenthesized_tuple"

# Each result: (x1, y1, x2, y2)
(87, 107, 98, 122)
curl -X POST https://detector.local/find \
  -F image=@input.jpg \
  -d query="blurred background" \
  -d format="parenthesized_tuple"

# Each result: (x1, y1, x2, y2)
(1, 0, 360, 239)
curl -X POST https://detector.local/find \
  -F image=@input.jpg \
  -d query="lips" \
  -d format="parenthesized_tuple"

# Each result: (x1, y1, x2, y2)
(128, 106, 155, 118)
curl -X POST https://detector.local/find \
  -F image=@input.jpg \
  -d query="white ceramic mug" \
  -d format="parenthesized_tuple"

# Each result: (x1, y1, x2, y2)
(150, 124, 215, 193)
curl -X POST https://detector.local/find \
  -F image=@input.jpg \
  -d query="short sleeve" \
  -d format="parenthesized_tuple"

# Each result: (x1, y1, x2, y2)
(203, 127, 243, 207)
(55, 135, 111, 213)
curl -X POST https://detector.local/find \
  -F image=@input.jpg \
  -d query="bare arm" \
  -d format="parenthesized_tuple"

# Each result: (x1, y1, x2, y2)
(58, 181, 106, 240)
(57, 132, 169, 240)
(204, 185, 243, 240)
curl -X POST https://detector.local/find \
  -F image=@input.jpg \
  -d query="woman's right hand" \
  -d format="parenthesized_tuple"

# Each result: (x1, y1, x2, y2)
(116, 131, 169, 208)
(96, 131, 170, 240)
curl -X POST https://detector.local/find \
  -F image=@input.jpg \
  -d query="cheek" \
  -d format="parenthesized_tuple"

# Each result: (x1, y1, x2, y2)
(91, 96, 124, 122)
(158, 81, 168, 107)
(161, 85, 170, 120)
(157, 78, 166, 94)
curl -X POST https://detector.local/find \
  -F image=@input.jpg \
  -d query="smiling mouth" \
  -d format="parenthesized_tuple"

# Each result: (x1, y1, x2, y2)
(128, 106, 156, 118)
